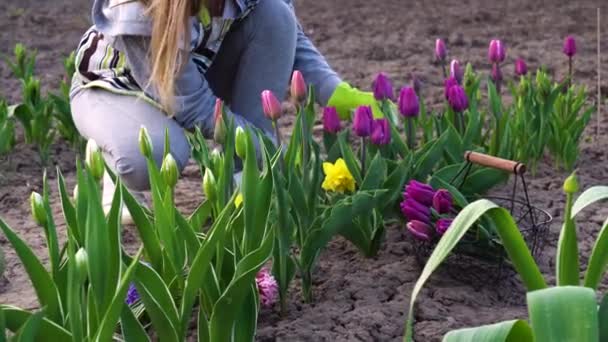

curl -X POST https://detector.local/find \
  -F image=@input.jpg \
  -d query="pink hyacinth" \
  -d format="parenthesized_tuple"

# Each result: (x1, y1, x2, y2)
(256, 268, 278, 309)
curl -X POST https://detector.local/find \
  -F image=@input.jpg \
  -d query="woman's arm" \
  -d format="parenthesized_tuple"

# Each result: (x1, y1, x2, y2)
(282, 0, 342, 105)
(115, 35, 259, 137)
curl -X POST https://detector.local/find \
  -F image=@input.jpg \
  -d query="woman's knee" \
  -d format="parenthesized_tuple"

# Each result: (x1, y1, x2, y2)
(112, 142, 189, 192)
(249, 0, 297, 42)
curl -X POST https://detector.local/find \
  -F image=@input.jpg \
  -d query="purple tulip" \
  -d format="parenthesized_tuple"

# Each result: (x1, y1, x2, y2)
(370, 118, 391, 145)
(450, 59, 464, 84)
(398, 87, 420, 118)
(447, 84, 469, 113)
(435, 39, 447, 62)
(436, 218, 453, 235)
(515, 58, 528, 76)
(322, 107, 341, 134)
(432, 189, 453, 214)
(400, 198, 432, 223)
(444, 77, 459, 99)
(491, 64, 503, 84)
(488, 39, 506, 63)
(407, 220, 433, 241)
(404, 180, 435, 206)
(563, 35, 577, 57)
(126, 283, 140, 305)
(372, 72, 395, 101)
(353, 106, 373, 137)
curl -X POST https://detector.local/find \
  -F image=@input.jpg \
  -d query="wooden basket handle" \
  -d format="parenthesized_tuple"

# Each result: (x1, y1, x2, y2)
(464, 151, 526, 175)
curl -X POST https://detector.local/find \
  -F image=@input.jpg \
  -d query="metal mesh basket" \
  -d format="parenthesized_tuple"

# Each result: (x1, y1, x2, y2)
(411, 152, 553, 285)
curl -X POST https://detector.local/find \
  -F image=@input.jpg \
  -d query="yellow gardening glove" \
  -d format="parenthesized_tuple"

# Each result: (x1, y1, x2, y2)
(327, 82, 384, 120)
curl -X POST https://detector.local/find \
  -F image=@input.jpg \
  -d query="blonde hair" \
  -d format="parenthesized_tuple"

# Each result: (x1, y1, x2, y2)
(140, 0, 202, 113)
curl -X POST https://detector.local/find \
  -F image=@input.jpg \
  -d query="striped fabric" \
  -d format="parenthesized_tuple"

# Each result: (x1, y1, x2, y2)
(71, 0, 259, 107)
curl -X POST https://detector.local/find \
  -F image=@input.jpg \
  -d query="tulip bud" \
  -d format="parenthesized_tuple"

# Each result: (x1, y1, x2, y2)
(436, 218, 453, 235)
(290, 70, 307, 102)
(235, 126, 247, 159)
(491, 64, 503, 84)
(406, 220, 432, 241)
(515, 58, 528, 76)
(139, 126, 153, 158)
(372, 72, 395, 101)
(85, 139, 104, 181)
(370, 118, 391, 146)
(75, 248, 88, 284)
(450, 59, 464, 84)
(435, 38, 447, 62)
(562, 35, 577, 57)
(432, 189, 453, 214)
(488, 39, 506, 63)
(322, 107, 341, 134)
(444, 77, 459, 100)
(30, 192, 47, 226)
(404, 180, 435, 206)
(398, 87, 420, 118)
(563, 172, 579, 194)
(352, 106, 373, 137)
(447, 84, 469, 113)
(400, 198, 431, 223)
(203, 168, 217, 202)
(213, 99, 227, 145)
(160, 154, 179, 189)
(261, 90, 282, 121)
(210, 148, 222, 169)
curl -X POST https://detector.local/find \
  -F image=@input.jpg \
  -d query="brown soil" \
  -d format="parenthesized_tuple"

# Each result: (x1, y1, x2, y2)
(1, 0, 608, 341)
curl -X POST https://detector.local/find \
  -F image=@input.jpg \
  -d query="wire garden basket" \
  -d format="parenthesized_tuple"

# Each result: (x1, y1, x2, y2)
(412, 151, 553, 285)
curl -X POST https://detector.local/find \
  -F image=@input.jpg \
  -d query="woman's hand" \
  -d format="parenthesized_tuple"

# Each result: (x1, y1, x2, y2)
(327, 82, 384, 120)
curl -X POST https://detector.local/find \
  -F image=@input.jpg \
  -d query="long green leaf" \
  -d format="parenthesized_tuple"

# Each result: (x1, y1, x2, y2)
(443, 320, 532, 342)
(599, 291, 608, 342)
(556, 191, 580, 286)
(404, 200, 546, 341)
(41, 172, 60, 279)
(1, 306, 71, 341)
(572, 186, 608, 217)
(120, 182, 163, 270)
(94, 249, 143, 342)
(0, 220, 63, 324)
(179, 204, 233, 338)
(527, 286, 598, 342)
(56, 169, 82, 245)
(120, 306, 150, 342)
(14, 309, 44, 342)
(84, 169, 110, 315)
(584, 218, 608, 289)
(66, 237, 83, 342)
(209, 229, 274, 341)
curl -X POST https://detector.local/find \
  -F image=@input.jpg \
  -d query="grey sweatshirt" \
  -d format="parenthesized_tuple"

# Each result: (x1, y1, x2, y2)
(86, 0, 341, 133)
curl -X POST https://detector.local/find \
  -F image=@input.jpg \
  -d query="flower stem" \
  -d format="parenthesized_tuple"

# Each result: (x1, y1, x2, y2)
(273, 120, 284, 173)
(300, 103, 309, 172)
(406, 118, 415, 149)
(568, 57, 573, 89)
(360, 137, 367, 175)
(441, 62, 447, 79)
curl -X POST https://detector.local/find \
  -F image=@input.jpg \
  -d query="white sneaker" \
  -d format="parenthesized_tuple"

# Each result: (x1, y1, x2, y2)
(102, 172, 146, 225)
(233, 171, 243, 189)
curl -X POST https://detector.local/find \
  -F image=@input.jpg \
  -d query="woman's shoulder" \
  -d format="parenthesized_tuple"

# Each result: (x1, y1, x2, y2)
(93, 0, 152, 37)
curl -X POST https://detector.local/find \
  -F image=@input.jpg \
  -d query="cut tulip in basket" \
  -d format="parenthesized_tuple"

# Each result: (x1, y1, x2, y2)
(402, 151, 552, 283)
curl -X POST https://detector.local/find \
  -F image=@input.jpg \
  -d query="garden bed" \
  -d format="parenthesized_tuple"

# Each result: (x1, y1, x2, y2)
(1, 0, 607, 341)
